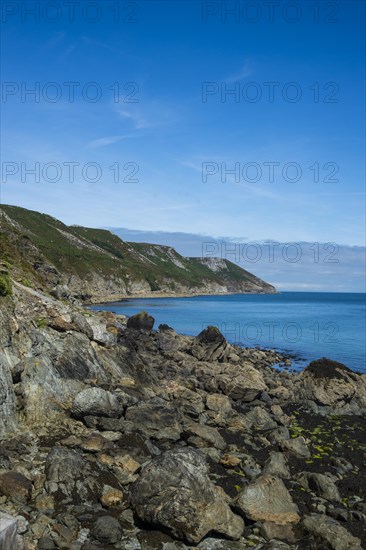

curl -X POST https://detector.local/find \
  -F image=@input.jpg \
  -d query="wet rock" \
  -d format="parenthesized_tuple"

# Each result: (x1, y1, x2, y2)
(302, 513, 363, 549)
(0, 471, 32, 502)
(130, 447, 244, 543)
(236, 475, 300, 524)
(71, 387, 122, 418)
(297, 472, 341, 502)
(127, 311, 155, 331)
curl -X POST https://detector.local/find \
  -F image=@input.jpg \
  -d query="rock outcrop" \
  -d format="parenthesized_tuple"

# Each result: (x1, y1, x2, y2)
(0, 284, 365, 549)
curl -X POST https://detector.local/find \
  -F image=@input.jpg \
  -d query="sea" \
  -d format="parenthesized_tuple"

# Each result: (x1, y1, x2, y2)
(89, 292, 366, 374)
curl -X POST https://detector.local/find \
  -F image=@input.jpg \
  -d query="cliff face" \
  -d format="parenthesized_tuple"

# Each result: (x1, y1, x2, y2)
(0, 205, 276, 302)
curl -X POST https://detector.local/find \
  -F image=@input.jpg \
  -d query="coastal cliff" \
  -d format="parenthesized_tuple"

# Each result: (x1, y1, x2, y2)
(0, 205, 276, 304)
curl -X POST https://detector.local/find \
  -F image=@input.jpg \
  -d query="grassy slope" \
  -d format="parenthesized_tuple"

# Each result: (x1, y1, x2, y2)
(0, 205, 275, 292)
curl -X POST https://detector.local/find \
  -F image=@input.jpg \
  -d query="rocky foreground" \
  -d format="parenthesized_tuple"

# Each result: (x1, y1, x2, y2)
(0, 283, 366, 549)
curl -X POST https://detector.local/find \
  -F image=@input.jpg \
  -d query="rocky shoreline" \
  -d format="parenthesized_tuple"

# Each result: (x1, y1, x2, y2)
(0, 283, 366, 549)
(84, 289, 278, 306)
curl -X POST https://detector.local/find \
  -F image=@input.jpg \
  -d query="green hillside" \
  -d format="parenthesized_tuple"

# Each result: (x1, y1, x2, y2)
(0, 205, 276, 300)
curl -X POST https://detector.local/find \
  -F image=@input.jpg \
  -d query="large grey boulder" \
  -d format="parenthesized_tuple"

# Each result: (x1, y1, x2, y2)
(296, 358, 366, 411)
(302, 514, 363, 550)
(130, 447, 244, 543)
(236, 475, 300, 525)
(194, 361, 267, 402)
(71, 387, 122, 418)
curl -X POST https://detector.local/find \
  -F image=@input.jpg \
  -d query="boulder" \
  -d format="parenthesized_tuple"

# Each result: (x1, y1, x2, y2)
(236, 474, 300, 524)
(217, 363, 268, 402)
(280, 436, 310, 458)
(125, 398, 182, 441)
(71, 387, 122, 418)
(243, 406, 277, 431)
(302, 514, 363, 550)
(194, 362, 267, 402)
(191, 326, 228, 362)
(0, 471, 32, 502)
(297, 472, 341, 502)
(263, 452, 291, 479)
(296, 358, 366, 410)
(130, 447, 244, 543)
(92, 516, 122, 544)
(183, 421, 226, 450)
(0, 512, 18, 549)
(44, 447, 101, 506)
(127, 311, 155, 331)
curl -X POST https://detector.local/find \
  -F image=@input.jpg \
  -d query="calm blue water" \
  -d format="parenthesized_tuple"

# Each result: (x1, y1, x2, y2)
(89, 293, 366, 373)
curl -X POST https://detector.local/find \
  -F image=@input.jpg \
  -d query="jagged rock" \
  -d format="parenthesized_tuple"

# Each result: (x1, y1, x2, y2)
(127, 311, 155, 331)
(165, 383, 204, 418)
(0, 471, 32, 502)
(296, 358, 366, 410)
(0, 512, 18, 549)
(243, 406, 277, 431)
(217, 363, 268, 402)
(50, 284, 71, 300)
(206, 393, 232, 417)
(263, 452, 291, 479)
(280, 436, 310, 458)
(297, 472, 341, 502)
(183, 421, 226, 450)
(71, 387, 122, 418)
(194, 362, 267, 402)
(130, 447, 244, 543)
(260, 522, 297, 542)
(190, 326, 228, 362)
(302, 514, 363, 549)
(44, 447, 101, 506)
(0, 351, 18, 436)
(236, 475, 300, 524)
(125, 398, 182, 441)
(80, 432, 113, 453)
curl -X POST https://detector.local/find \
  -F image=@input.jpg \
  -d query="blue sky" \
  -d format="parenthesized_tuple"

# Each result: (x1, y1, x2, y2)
(1, 1, 365, 288)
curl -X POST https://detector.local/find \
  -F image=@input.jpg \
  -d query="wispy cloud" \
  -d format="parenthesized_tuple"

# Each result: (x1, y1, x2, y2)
(86, 135, 132, 149)
(116, 100, 180, 131)
(225, 60, 253, 82)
